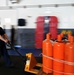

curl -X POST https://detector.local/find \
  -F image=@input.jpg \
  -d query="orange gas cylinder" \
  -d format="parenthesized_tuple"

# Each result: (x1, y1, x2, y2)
(60, 33, 64, 39)
(64, 36, 74, 75)
(42, 33, 53, 73)
(53, 35, 65, 75)
(67, 33, 72, 41)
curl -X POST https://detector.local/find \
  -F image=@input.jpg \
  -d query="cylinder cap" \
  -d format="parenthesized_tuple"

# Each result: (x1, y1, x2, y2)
(46, 33, 51, 40)
(57, 35, 61, 41)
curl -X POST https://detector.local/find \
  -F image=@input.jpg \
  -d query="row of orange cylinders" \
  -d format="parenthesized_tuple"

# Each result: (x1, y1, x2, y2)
(42, 33, 74, 75)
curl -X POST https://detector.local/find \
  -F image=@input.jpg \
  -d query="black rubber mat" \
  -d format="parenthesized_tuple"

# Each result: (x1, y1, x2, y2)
(0, 56, 42, 75)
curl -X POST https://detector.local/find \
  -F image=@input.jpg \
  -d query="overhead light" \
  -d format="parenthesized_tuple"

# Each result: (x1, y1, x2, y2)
(55, 4, 59, 7)
(10, 0, 19, 4)
(23, 6, 27, 8)
(71, 4, 74, 6)
(38, 5, 42, 8)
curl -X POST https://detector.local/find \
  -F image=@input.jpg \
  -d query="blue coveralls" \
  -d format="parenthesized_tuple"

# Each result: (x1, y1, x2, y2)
(0, 27, 12, 66)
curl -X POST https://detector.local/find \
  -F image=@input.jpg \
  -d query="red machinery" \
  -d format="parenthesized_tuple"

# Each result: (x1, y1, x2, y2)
(50, 16, 58, 40)
(35, 16, 44, 49)
(35, 16, 58, 49)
